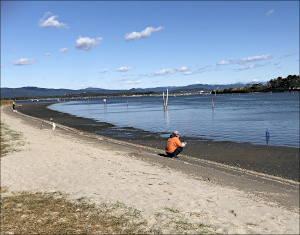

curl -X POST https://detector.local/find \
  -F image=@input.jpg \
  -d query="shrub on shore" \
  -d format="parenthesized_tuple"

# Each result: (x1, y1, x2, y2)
(215, 75, 300, 94)
(0, 99, 13, 107)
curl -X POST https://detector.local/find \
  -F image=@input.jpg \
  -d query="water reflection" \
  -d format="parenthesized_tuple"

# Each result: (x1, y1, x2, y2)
(266, 135, 270, 145)
(266, 128, 270, 145)
(164, 109, 170, 128)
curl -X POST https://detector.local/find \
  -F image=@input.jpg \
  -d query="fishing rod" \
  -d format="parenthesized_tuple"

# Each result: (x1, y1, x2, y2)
(183, 104, 200, 142)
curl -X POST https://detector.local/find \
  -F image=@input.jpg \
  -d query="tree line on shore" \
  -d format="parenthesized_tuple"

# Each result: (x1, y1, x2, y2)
(215, 75, 300, 94)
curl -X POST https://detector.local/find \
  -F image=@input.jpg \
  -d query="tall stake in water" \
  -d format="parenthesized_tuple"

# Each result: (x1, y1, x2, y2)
(166, 89, 168, 109)
(163, 92, 165, 109)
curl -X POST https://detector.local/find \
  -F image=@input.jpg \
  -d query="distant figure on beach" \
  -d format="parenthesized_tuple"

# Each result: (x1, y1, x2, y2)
(52, 122, 56, 131)
(12, 102, 15, 111)
(165, 130, 187, 158)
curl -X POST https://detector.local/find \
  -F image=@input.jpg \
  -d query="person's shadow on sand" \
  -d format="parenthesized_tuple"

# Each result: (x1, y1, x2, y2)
(158, 153, 171, 158)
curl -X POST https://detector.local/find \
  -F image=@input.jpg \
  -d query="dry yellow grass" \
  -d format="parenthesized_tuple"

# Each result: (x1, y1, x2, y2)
(0, 99, 14, 107)
(1, 190, 212, 234)
(0, 122, 24, 157)
(1, 191, 150, 234)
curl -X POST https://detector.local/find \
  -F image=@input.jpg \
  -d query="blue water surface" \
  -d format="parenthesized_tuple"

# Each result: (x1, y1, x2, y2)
(49, 93, 299, 148)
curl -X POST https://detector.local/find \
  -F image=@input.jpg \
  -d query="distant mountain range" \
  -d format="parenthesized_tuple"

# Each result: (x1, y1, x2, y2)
(1, 83, 253, 98)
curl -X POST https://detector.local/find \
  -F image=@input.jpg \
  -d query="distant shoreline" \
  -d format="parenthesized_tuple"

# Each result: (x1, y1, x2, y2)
(7, 88, 300, 102)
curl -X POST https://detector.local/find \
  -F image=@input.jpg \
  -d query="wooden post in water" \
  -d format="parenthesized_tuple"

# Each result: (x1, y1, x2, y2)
(212, 98, 214, 109)
(166, 89, 168, 109)
(163, 92, 165, 110)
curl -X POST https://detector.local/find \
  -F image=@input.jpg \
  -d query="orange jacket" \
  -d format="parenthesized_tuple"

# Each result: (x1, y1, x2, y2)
(166, 136, 182, 153)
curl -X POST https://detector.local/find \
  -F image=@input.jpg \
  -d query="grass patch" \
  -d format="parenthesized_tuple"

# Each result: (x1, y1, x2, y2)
(153, 207, 213, 234)
(164, 206, 181, 213)
(0, 122, 24, 157)
(0, 99, 13, 107)
(1, 190, 214, 234)
(1, 191, 149, 234)
(0, 136, 10, 156)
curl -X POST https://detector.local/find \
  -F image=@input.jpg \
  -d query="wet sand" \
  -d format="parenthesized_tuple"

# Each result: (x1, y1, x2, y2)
(15, 102, 299, 182)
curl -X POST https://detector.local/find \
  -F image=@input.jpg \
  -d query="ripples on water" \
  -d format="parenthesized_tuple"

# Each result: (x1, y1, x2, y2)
(49, 93, 299, 148)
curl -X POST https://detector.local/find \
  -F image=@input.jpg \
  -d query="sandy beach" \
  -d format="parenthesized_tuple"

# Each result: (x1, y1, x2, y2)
(1, 105, 299, 234)
(15, 102, 300, 182)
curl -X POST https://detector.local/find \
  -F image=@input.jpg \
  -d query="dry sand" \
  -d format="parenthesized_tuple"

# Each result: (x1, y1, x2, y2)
(1, 107, 299, 234)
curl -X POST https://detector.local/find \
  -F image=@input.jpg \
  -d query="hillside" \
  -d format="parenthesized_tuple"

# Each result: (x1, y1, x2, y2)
(1, 83, 256, 99)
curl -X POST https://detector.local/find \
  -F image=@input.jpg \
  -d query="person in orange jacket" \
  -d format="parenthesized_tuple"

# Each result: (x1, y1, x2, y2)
(165, 130, 187, 158)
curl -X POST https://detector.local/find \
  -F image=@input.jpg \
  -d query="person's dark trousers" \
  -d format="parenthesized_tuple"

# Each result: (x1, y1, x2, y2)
(167, 147, 183, 158)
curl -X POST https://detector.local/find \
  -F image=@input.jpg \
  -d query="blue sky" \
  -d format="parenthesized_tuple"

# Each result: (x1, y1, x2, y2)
(1, 1, 299, 90)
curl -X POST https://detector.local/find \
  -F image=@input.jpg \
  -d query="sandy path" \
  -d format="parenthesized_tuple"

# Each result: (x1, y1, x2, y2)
(1, 108, 299, 234)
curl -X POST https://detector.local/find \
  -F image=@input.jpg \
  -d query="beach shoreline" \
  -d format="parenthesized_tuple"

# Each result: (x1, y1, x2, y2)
(14, 102, 300, 182)
(1, 105, 299, 234)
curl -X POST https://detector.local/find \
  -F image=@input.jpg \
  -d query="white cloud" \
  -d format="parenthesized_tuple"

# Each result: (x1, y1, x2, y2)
(137, 73, 150, 78)
(237, 64, 256, 71)
(125, 26, 164, 41)
(118, 77, 128, 82)
(100, 69, 109, 73)
(194, 65, 212, 74)
(12, 58, 34, 65)
(184, 71, 193, 75)
(274, 61, 281, 65)
(177, 66, 188, 72)
(236, 62, 269, 71)
(217, 60, 230, 65)
(45, 53, 51, 56)
(154, 68, 177, 76)
(118, 66, 133, 72)
(154, 66, 189, 76)
(59, 48, 68, 53)
(125, 80, 142, 85)
(217, 58, 234, 65)
(266, 9, 274, 16)
(283, 53, 295, 57)
(39, 12, 68, 28)
(75, 36, 103, 51)
(237, 54, 272, 64)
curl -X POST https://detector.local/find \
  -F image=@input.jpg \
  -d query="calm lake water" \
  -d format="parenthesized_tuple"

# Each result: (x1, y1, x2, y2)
(49, 93, 299, 148)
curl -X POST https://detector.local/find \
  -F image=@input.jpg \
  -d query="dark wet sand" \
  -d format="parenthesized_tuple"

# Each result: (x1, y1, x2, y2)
(15, 102, 299, 182)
